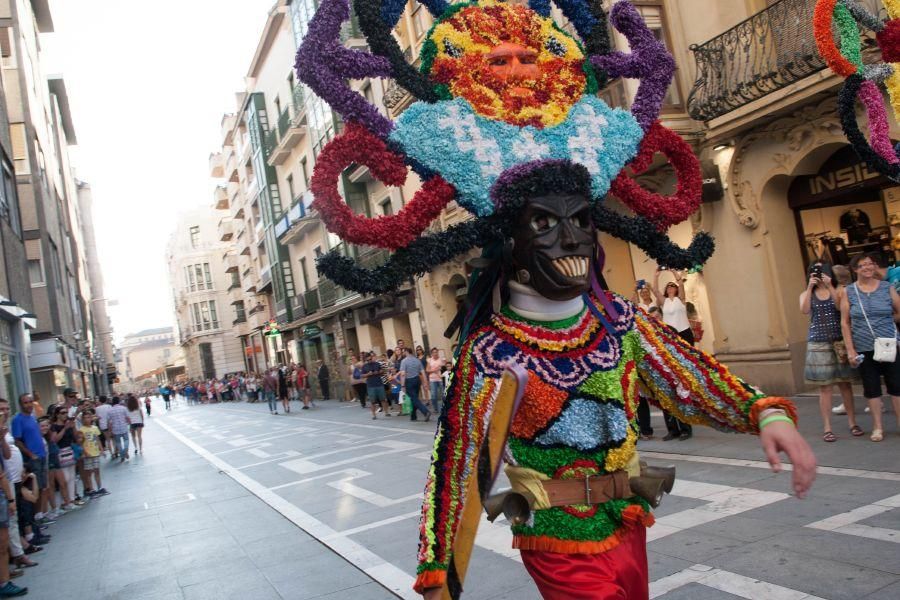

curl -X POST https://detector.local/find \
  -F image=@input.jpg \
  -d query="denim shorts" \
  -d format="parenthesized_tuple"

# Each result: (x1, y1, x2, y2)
(30, 457, 48, 489)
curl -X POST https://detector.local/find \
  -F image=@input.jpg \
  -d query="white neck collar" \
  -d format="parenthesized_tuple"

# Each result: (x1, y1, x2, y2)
(507, 281, 585, 322)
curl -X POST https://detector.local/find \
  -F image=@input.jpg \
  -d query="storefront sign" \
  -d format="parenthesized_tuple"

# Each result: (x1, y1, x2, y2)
(264, 319, 281, 337)
(790, 146, 891, 209)
(303, 325, 321, 337)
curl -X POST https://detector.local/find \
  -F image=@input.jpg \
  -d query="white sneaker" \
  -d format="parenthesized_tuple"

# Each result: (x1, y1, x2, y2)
(63, 503, 80, 511)
(832, 404, 847, 415)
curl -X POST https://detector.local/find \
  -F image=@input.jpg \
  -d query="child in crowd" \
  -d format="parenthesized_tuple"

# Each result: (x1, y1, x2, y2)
(78, 411, 107, 498)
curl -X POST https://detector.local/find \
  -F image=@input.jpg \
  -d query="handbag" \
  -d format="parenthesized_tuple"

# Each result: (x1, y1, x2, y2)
(854, 284, 898, 363)
(832, 340, 849, 364)
(58, 447, 76, 468)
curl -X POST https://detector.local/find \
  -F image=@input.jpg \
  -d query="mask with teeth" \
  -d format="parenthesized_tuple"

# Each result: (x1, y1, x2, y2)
(510, 193, 594, 301)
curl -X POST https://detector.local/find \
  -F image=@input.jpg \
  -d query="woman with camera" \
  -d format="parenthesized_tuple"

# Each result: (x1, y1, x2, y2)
(800, 262, 860, 442)
(840, 253, 900, 442)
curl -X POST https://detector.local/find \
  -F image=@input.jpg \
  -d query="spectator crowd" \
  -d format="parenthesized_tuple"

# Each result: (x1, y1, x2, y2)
(0, 387, 154, 597)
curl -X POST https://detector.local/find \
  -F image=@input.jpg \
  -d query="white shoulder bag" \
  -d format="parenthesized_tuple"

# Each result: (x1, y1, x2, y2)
(854, 283, 898, 363)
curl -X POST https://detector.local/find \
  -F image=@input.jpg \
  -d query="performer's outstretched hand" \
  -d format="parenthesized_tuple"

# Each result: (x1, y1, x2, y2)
(759, 421, 817, 499)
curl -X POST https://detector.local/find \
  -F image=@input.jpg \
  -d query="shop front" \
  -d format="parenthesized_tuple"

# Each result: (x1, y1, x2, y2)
(789, 145, 897, 271)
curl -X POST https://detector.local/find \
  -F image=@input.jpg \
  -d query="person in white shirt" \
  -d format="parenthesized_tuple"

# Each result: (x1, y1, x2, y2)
(94, 397, 113, 458)
(633, 280, 657, 313)
(650, 268, 694, 440)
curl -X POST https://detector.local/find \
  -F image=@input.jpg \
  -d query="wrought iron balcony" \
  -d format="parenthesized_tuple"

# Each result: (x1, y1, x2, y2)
(687, 0, 883, 122)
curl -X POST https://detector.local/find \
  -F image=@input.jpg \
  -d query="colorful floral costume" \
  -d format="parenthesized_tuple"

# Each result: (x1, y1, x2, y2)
(294, 0, 800, 596)
(413, 293, 796, 592)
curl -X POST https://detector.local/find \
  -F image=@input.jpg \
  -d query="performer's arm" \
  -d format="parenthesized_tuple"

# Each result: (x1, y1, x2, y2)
(414, 333, 499, 594)
(633, 307, 816, 496)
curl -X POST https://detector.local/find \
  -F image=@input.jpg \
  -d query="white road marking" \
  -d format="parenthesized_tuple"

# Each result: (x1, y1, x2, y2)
(157, 419, 418, 600)
(268, 468, 371, 491)
(279, 440, 422, 475)
(650, 563, 826, 599)
(327, 479, 423, 507)
(648, 480, 789, 542)
(143, 493, 197, 510)
(246, 447, 271, 458)
(236, 450, 302, 469)
(326, 511, 421, 539)
(806, 493, 900, 544)
(641, 451, 900, 481)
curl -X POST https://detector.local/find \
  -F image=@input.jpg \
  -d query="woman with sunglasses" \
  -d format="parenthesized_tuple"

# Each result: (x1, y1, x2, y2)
(650, 268, 695, 440)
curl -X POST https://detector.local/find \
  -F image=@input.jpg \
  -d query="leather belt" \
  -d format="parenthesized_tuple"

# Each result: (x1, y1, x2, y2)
(540, 471, 632, 507)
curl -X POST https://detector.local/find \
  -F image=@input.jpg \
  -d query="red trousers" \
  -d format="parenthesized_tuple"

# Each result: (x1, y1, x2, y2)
(520, 527, 649, 600)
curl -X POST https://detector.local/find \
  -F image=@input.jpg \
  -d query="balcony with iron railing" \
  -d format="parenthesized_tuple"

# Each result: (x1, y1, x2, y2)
(266, 85, 309, 165)
(687, 0, 884, 122)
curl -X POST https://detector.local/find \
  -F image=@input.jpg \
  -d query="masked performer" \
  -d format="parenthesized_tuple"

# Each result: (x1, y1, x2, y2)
(297, 1, 817, 598)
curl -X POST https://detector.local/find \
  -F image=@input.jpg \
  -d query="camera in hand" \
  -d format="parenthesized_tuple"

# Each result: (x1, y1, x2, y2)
(812, 265, 822, 279)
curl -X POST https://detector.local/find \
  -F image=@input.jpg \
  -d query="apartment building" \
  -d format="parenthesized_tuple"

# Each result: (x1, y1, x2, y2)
(117, 327, 184, 389)
(167, 208, 245, 380)
(76, 181, 116, 394)
(1, 0, 111, 403)
(0, 5, 34, 406)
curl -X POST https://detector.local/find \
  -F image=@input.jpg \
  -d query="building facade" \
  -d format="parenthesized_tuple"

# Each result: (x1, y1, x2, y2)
(1, 0, 111, 404)
(199, 0, 893, 397)
(167, 208, 245, 380)
(0, 3, 34, 405)
(116, 327, 184, 390)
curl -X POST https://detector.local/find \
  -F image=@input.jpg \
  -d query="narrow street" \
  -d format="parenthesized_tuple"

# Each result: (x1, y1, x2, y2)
(31, 397, 900, 600)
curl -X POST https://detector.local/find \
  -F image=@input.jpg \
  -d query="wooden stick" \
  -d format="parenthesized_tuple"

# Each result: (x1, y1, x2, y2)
(441, 365, 527, 600)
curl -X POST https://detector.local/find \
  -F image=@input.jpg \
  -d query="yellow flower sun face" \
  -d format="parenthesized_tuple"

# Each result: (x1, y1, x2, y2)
(426, 1, 587, 128)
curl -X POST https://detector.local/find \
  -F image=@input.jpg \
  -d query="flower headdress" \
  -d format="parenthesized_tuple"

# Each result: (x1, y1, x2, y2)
(814, 0, 900, 180)
(296, 0, 712, 296)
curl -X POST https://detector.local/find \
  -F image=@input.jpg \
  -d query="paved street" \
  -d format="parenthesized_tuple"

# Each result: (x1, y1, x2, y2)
(31, 395, 900, 600)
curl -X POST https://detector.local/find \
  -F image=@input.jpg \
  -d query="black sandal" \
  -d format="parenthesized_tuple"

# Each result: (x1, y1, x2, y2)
(823, 431, 837, 442)
(850, 425, 864, 437)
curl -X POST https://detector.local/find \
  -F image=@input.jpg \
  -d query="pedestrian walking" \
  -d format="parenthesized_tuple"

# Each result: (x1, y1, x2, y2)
(107, 397, 131, 462)
(263, 369, 278, 415)
(650, 268, 694, 441)
(800, 262, 860, 442)
(296, 365, 312, 409)
(350, 354, 367, 408)
(840, 252, 900, 442)
(398, 348, 431, 422)
(144, 394, 152, 416)
(126, 396, 145, 455)
(426, 348, 446, 415)
(362, 352, 391, 420)
(160, 385, 172, 411)
(277, 367, 290, 413)
(316, 360, 330, 401)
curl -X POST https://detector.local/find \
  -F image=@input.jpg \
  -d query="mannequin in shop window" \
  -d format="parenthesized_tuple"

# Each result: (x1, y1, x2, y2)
(839, 208, 872, 245)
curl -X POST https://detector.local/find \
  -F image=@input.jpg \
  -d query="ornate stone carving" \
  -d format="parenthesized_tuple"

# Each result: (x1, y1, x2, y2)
(726, 96, 842, 230)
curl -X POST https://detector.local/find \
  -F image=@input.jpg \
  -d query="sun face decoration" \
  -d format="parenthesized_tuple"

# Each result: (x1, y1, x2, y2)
(421, 1, 596, 128)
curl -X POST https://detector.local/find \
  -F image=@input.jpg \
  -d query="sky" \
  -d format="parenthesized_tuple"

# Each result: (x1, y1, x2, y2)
(42, 0, 275, 343)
